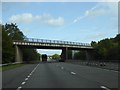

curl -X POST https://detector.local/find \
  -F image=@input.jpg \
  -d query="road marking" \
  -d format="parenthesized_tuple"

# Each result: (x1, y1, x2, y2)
(27, 75, 30, 78)
(16, 86, 22, 90)
(61, 67, 64, 69)
(71, 72, 76, 75)
(21, 82, 26, 85)
(17, 64, 39, 90)
(100, 86, 111, 90)
(25, 78, 28, 81)
(29, 73, 32, 76)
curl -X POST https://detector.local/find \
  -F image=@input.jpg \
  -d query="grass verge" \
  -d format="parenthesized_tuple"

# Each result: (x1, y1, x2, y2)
(0, 64, 25, 72)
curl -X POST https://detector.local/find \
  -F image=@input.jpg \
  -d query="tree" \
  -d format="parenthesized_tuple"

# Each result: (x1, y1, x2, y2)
(2, 23, 41, 63)
(2, 24, 15, 63)
(91, 34, 120, 62)
(52, 54, 61, 60)
(74, 51, 86, 60)
(4, 23, 25, 40)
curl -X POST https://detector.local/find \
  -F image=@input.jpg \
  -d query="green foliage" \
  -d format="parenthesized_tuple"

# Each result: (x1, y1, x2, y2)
(2, 23, 40, 63)
(2, 24, 15, 63)
(52, 54, 61, 60)
(74, 51, 86, 60)
(22, 49, 40, 61)
(1, 64, 25, 72)
(4, 23, 25, 40)
(91, 34, 120, 62)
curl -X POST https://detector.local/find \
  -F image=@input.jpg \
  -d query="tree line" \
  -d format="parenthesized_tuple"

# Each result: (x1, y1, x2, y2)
(2, 23, 40, 64)
(1, 23, 119, 63)
(72, 34, 120, 62)
(91, 34, 120, 62)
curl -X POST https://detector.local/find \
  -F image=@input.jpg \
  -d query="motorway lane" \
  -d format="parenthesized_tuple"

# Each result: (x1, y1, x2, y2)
(2, 62, 118, 89)
(2, 64, 38, 89)
(19, 62, 118, 89)
(21, 63, 101, 88)
(56, 63, 118, 88)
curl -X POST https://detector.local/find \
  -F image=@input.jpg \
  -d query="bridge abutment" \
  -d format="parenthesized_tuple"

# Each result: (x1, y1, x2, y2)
(15, 45, 23, 63)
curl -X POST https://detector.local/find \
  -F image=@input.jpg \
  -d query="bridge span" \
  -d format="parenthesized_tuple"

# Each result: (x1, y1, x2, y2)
(13, 38, 94, 63)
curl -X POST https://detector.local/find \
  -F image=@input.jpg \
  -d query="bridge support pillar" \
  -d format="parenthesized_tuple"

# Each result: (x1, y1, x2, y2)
(15, 45, 23, 63)
(72, 50, 75, 60)
(61, 47, 68, 61)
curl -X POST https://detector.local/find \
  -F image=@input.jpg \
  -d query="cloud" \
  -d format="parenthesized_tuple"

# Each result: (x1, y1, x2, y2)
(73, 2, 118, 23)
(73, 16, 85, 23)
(47, 17, 64, 26)
(9, 13, 33, 23)
(9, 13, 65, 27)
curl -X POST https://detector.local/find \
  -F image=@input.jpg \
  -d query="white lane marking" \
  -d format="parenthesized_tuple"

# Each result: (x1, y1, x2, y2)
(29, 73, 32, 76)
(17, 64, 39, 90)
(27, 75, 30, 78)
(25, 78, 28, 81)
(100, 86, 111, 90)
(71, 72, 76, 75)
(16, 86, 22, 90)
(61, 67, 64, 69)
(21, 82, 26, 85)
(27, 64, 39, 78)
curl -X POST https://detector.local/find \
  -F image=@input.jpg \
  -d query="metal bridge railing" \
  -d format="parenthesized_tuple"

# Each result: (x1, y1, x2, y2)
(14, 38, 91, 47)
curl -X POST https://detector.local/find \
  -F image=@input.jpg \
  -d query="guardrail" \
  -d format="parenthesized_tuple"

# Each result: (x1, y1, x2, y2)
(13, 38, 91, 47)
(0, 62, 21, 66)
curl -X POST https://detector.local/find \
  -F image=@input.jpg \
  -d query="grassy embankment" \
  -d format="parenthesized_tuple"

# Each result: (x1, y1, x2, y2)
(0, 64, 25, 72)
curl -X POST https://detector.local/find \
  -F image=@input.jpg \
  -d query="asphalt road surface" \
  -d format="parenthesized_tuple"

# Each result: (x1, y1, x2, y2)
(2, 62, 118, 90)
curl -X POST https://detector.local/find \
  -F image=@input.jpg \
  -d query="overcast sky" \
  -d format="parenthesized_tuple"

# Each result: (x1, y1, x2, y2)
(1, 1, 118, 55)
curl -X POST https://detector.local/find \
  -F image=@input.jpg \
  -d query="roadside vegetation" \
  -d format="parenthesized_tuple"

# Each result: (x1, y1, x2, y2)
(91, 34, 120, 62)
(52, 54, 61, 60)
(0, 64, 25, 72)
(1, 23, 119, 64)
(70, 34, 120, 62)
(1, 23, 40, 64)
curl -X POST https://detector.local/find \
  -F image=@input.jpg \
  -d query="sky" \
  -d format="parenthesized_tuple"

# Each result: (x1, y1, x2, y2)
(1, 1, 118, 55)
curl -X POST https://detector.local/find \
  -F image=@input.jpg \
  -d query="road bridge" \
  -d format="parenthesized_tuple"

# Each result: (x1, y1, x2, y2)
(13, 38, 94, 63)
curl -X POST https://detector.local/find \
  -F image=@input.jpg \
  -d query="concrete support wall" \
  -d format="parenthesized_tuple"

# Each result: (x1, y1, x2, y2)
(72, 50, 74, 60)
(15, 45, 23, 63)
(61, 47, 68, 61)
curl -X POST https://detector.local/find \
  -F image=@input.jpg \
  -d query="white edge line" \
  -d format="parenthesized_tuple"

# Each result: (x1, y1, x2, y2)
(17, 64, 39, 90)
(100, 86, 111, 90)
(71, 72, 76, 75)
(17, 86, 22, 89)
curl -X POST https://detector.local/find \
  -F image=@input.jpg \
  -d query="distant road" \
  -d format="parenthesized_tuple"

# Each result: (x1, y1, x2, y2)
(2, 62, 118, 89)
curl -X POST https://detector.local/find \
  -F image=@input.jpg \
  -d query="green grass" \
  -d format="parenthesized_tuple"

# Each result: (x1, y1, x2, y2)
(0, 64, 25, 72)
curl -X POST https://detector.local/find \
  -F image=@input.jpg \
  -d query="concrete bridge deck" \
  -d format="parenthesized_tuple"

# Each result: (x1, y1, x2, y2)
(13, 38, 94, 63)
(13, 38, 93, 49)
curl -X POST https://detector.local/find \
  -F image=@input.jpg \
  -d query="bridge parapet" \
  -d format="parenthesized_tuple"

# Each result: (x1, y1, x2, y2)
(13, 38, 94, 62)
(14, 38, 91, 46)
